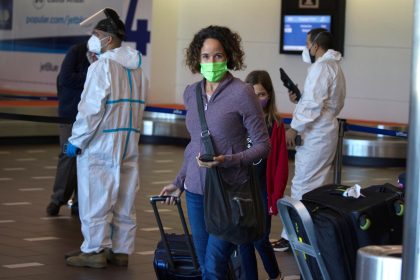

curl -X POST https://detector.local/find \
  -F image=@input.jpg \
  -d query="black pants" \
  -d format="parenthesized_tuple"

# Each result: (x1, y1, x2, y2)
(50, 124, 77, 205)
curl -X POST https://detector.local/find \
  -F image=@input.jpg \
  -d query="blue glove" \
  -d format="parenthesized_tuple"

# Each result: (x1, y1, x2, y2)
(65, 142, 81, 157)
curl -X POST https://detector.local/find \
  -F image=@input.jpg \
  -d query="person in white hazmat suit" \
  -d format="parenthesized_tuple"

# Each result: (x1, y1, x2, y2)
(64, 8, 147, 268)
(278, 28, 346, 250)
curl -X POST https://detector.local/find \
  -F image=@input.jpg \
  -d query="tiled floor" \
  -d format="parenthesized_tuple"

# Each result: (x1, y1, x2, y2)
(0, 143, 405, 280)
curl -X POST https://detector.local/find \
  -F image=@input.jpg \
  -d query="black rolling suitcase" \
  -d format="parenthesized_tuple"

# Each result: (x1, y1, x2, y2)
(150, 196, 241, 280)
(150, 196, 201, 279)
(300, 183, 404, 280)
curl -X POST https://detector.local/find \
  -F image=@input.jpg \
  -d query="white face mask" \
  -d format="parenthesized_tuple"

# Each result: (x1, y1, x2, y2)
(301, 47, 312, 64)
(87, 35, 107, 54)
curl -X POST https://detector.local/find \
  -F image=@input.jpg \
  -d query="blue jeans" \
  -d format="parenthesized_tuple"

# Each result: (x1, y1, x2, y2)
(239, 187, 280, 279)
(186, 190, 236, 280)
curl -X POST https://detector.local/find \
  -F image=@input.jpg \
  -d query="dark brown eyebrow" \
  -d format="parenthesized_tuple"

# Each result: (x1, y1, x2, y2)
(200, 52, 224, 56)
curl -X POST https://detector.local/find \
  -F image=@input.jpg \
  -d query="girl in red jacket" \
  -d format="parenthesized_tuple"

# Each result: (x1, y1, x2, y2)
(240, 70, 289, 280)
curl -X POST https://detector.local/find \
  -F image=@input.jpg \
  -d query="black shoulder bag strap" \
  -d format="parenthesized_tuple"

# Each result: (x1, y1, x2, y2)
(195, 83, 215, 155)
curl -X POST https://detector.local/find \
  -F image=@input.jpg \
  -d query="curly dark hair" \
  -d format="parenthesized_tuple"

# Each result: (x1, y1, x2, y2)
(185, 25, 246, 73)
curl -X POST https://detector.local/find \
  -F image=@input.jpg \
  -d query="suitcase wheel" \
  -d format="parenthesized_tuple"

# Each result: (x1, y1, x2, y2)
(393, 200, 404, 216)
(358, 214, 371, 231)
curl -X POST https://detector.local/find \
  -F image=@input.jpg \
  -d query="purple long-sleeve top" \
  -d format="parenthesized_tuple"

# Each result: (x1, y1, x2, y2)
(172, 73, 271, 195)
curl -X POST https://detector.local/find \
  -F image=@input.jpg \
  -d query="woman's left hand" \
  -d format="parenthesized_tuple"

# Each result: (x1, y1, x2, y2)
(196, 154, 225, 168)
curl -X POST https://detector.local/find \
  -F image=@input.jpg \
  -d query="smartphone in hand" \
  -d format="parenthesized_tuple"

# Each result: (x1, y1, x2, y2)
(280, 68, 301, 102)
(199, 154, 214, 162)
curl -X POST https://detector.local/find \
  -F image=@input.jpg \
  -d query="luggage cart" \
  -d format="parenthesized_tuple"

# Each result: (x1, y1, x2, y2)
(277, 196, 330, 280)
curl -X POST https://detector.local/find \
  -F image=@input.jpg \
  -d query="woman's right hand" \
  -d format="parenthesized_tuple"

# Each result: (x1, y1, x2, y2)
(159, 184, 182, 205)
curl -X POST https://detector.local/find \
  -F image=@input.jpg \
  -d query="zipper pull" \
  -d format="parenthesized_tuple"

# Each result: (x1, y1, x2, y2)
(233, 197, 252, 217)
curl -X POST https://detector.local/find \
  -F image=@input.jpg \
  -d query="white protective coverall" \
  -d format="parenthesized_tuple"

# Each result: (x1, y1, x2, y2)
(291, 49, 346, 200)
(68, 45, 146, 254)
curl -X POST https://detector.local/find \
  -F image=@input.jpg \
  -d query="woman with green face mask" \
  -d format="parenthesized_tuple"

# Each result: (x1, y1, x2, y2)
(160, 26, 271, 279)
(199, 39, 228, 86)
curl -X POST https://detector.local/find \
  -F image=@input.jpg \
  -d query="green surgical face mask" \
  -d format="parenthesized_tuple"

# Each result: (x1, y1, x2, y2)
(200, 61, 228, 83)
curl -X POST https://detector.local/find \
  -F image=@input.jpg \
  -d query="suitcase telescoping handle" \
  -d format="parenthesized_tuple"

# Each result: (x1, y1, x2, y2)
(149, 196, 199, 271)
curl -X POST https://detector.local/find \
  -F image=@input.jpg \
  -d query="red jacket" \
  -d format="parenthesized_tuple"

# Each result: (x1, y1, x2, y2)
(266, 121, 289, 215)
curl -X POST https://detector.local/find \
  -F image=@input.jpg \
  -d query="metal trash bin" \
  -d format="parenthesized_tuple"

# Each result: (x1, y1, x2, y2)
(356, 245, 402, 280)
